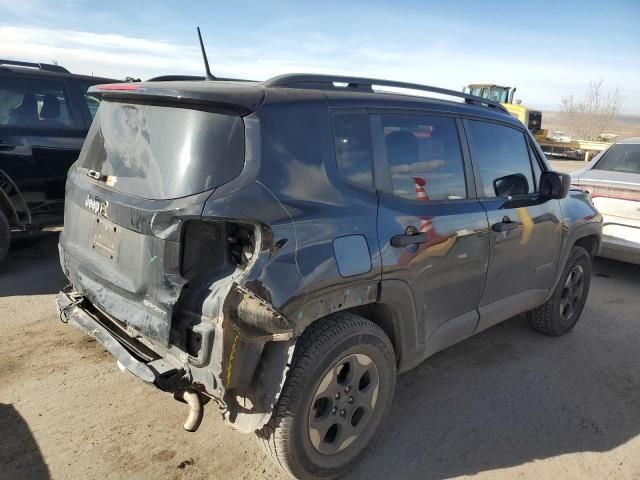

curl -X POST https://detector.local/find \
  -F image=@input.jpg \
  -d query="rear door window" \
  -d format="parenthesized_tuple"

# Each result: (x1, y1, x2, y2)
(381, 114, 467, 201)
(465, 120, 535, 197)
(0, 77, 77, 129)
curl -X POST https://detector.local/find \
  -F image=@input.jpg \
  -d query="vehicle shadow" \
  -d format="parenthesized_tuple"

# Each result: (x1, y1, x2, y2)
(0, 232, 66, 297)
(351, 258, 640, 479)
(0, 403, 50, 480)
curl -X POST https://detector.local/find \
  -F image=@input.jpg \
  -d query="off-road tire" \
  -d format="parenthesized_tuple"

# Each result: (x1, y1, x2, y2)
(256, 313, 396, 479)
(527, 246, 591, 336)
(0, 209, 10, 266)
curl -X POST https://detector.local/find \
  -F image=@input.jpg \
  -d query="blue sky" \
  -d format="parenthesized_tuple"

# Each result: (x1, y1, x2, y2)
(2, 0, 639, 112)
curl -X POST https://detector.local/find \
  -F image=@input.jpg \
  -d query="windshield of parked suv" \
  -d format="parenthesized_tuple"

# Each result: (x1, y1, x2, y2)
(77, 100, 245, 199)
(593, 143, 640, 175)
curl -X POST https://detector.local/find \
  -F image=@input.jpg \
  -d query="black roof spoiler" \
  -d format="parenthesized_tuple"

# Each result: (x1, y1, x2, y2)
(147, 75, 206, 82)
(263, 74, 509, 113)
(0, 59, 70, 73)
(88, 81, 264, 116)
(146, 75, 254, 82)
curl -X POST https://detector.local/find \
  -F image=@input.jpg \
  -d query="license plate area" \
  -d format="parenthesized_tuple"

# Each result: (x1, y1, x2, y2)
(92, 217, 121, 260)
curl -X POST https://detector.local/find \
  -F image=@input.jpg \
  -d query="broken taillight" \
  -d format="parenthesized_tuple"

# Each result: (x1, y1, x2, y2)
(180, 221, 258, 282)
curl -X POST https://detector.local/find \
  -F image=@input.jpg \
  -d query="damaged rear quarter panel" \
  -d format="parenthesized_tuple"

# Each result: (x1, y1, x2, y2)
(192, 91, 382, 430)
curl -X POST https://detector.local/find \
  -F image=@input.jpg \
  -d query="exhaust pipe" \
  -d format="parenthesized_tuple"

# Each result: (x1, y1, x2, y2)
(174, 389, 204, 432)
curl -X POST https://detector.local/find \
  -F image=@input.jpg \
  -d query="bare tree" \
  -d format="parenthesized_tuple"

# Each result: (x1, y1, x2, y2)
(559, 80, 622, 141)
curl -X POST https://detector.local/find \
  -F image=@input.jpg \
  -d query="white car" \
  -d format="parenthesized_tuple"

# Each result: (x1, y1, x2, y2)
(572, 138, 640, 265)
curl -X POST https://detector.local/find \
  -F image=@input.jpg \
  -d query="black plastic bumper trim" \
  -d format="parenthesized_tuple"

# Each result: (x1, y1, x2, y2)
(56, 291, 157, 383)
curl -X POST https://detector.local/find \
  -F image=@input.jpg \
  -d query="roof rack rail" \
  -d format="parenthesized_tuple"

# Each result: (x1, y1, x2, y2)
(263, 74, 508, 113)
(0, 59, 70, 74)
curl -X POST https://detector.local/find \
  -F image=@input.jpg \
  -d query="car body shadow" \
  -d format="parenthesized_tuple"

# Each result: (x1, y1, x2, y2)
(351, 258, 640, 479)
(0, 233, 66, 297)
(0, 403, 50, 480)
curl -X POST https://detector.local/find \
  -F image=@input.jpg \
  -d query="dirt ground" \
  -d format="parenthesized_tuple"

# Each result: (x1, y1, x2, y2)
(1, 230, 640, 480)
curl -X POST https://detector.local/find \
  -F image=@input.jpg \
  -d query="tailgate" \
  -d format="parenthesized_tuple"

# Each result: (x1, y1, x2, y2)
(60, 177, 211, 346)
(59, 95, 247, 345)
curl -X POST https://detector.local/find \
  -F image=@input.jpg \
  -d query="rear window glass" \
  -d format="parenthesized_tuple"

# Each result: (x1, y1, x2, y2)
(594, 144, 640, 175)
(77, 101, 244, 200)
(0, 77, 75, 129)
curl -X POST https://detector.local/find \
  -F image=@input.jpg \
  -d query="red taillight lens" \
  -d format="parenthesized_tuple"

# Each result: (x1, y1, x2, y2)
(96, 83, 139, 91)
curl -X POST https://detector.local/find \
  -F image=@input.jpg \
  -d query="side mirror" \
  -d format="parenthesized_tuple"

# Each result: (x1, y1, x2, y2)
(493, 173, 529, 197)
(540, 171, 571, 199)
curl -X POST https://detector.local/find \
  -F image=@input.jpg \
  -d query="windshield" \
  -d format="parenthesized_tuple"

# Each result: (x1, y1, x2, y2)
(593, 143, 640, 175)
(77, 101, 245, 200)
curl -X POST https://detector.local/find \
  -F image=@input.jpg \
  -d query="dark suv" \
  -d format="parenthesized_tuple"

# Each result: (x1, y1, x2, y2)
(0, 59, 116, 263)
(56, 74, 602, 479)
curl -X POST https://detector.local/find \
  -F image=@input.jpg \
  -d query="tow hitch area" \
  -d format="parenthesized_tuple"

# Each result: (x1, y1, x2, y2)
(57, 290, 216, 433)
(55, 290, 183, 388)
(56, 281, 297, 434)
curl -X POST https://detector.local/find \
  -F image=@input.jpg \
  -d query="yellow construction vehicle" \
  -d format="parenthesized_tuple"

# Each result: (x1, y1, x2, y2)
(463, 84, 546, 140)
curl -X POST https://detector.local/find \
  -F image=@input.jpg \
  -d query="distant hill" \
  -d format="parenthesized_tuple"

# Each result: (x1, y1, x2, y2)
(542, 112, 640, 140)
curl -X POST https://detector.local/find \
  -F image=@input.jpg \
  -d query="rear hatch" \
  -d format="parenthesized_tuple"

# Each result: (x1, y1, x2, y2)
(60, 81, 262, 345)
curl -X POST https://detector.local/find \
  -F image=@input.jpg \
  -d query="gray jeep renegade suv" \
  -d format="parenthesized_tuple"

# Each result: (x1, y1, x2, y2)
(56, 74, 602, 479)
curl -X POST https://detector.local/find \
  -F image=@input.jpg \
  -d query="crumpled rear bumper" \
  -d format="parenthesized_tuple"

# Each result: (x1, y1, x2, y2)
(56, 283, 297, 433)
(56, 290, 182, 387)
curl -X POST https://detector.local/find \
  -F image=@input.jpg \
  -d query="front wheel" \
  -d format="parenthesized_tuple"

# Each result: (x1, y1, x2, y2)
(257, 313, 396, 479)
(527, 246, 592, 336)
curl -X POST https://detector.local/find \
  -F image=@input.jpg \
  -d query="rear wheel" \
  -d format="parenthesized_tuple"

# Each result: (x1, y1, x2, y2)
(527, 246, 591, 336)
(257, 313, 396, 479)
(0, 210, 10, 266)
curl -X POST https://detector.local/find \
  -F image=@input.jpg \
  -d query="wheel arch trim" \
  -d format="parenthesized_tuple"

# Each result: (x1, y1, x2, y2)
(547, 222, 601, 301)
(376, 279, 420, 373)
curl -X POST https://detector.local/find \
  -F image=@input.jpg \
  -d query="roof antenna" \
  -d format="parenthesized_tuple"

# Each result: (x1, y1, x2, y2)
(197, 26, 216, 81)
